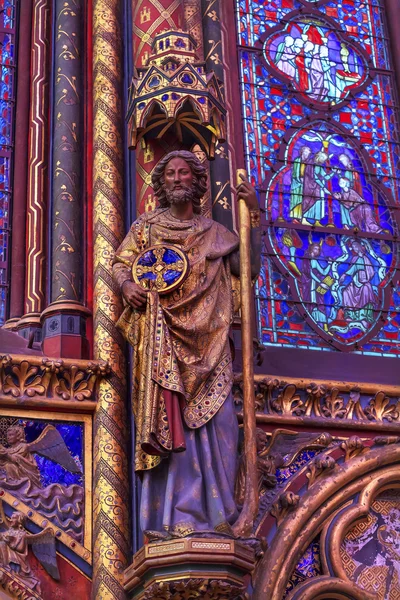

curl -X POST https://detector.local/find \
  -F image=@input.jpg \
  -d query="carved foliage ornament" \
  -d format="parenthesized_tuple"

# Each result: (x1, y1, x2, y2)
(233, 376, 400, 426)
(142, 579, 249, 600)
(0, 356, 109, 402)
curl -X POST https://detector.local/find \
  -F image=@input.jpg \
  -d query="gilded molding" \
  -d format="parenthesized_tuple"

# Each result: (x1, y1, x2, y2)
(234, 374, 400, 429)
(286, 576, 368, 600)
(0, 569, 42, 600)
(25, 0, 51, 315)
(124, 537, 255, 600)
(93, 0, 130, 598)
(0, 354, 107, 408)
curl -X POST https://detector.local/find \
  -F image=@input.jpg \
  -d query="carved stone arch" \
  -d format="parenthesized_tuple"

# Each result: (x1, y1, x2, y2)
(253, 441, 400, 599)
(286, 576, 366, 600)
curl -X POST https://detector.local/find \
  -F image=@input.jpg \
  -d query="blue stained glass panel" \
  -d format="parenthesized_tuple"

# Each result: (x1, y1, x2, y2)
(236, 0, 400, 355)
(0, 2, 16, 326)
(285, 539, 322, 597)
(0, 284, 5, 323)
(2, 0, 16, 30)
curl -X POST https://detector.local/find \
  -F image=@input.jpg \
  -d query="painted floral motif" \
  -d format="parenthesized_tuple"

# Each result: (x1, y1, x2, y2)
(261, 13, 370, 107)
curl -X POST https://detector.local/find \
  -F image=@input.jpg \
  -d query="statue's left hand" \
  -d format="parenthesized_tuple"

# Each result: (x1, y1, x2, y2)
(236, 173, 259, 211)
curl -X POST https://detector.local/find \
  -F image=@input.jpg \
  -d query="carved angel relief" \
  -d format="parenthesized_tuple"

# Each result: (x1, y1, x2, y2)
(0, 423, 84, 542)
(0, 424, 81, 488)
(0, 506, 59, 594)
(235, 428, 332, 507)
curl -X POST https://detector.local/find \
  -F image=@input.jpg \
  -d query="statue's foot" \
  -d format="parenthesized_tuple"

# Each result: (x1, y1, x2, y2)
(144, 530, 172, 542)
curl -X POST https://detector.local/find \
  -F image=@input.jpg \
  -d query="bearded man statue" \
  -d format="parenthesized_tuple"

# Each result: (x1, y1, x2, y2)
(113, 150, 260, 539)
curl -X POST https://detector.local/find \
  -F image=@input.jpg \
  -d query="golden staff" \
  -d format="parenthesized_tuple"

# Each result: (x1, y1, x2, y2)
(232, 169, 259, 537)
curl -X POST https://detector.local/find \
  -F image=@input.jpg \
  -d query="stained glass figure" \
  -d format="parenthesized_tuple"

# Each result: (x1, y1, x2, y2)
(265, 121, 398, 350)
(260, 13, 370, 108)
(236, 0, 400, 356)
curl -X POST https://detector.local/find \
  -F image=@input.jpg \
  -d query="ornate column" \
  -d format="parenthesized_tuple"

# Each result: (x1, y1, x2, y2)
(17, 0, 51, 341)
(41, 0, 90, 359)
(92, 1, 130, 599)
(182, 0, 213, 218)
(5, 0, 33, 328)
(183, 0, 203, 58)
(201, 0, 233, 230)
(132, 0, 184, 214)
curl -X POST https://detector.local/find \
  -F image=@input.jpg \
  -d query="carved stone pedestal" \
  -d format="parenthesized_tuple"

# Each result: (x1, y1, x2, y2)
(124, 538, 255, 600)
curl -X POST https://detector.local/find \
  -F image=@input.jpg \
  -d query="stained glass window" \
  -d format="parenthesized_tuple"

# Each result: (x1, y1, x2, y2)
(0, 0, 17, 325)
(236, 0, 400, 356)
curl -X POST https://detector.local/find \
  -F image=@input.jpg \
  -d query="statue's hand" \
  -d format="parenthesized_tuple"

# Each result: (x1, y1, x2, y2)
(122, 281, 148, 310)
(237, 173, 259, 211)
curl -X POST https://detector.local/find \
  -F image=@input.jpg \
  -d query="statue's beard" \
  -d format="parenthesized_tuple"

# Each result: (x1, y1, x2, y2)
(165, 184, 196, 207)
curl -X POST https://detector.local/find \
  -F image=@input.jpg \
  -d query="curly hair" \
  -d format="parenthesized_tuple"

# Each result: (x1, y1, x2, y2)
(151, 150, 208, 214)
(7, 425, 25, 442)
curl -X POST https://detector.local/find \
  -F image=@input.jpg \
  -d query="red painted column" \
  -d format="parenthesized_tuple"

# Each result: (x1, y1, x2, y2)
(17, 0, 51, 342)
(41, 0, 91, 359)
(132, 0, 184, 215)
(6, 0, 33, 325)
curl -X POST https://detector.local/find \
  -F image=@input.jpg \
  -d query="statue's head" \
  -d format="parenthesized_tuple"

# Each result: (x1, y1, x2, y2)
(10, 511, 25, 528)
(151, 150, 208, 215)
(6, 425, 25, 446)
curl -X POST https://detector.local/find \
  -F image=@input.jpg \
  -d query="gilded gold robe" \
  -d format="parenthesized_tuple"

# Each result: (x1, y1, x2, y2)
(113, 209, 239, 472)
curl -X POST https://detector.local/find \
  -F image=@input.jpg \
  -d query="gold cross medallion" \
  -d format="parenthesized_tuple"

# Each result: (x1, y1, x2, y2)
(132, 244, 189, 295)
